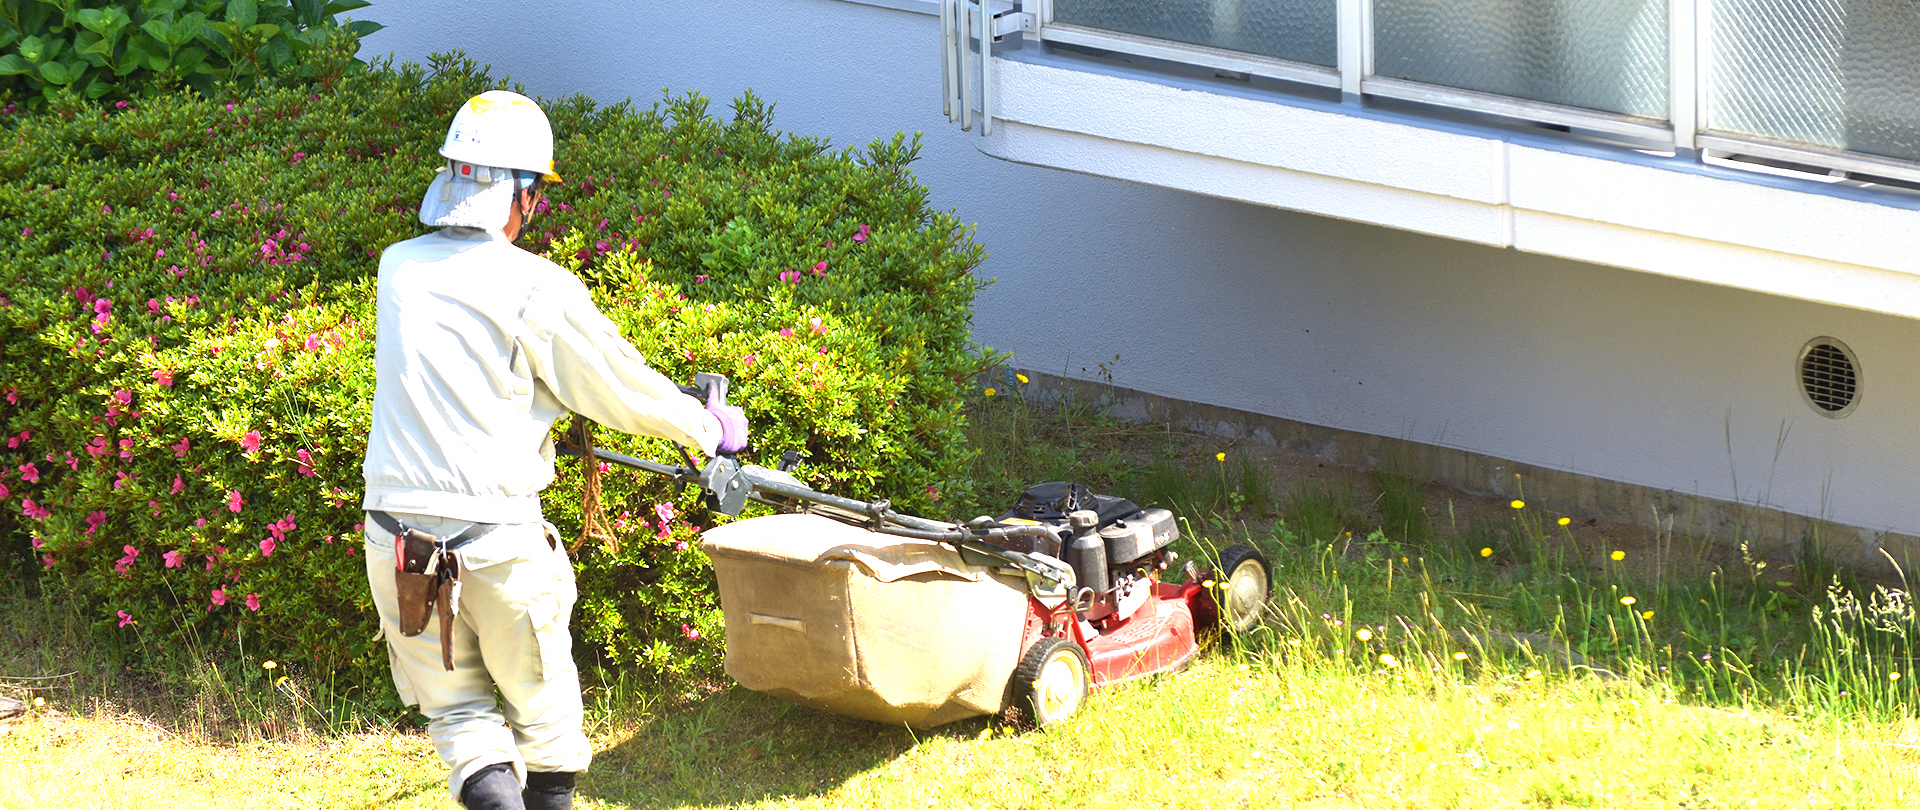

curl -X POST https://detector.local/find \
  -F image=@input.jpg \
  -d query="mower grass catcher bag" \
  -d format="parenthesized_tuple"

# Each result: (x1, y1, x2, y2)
(701, 513, 1028, 727)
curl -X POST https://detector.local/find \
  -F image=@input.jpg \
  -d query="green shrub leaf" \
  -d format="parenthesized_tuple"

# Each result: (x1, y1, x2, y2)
(226, 0, 259, 31)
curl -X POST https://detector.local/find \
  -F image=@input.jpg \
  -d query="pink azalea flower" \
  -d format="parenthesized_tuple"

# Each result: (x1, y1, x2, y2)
(854, 223, 871, 243)
(811, 261, 828, 276)
(226, 490, 244, 513)
(245, 593, 260, 612)
(0, 483, 7, 499)
(779, 328, 793, 338)
(239, 431, 260, 454)
(18, 463, 38, 483)
(112, 389, 131, 406)
(675, 540, 689, 552)
(681, 624, 699, 640)
(119, 439, 134, 460)
(113, 471, 132, 489)
(171, 475, 185, 495)
(654, 502, 676, 540)
(810, 316, 825, 334)
(22, 500, 50, 520)
(259, 537, 277, 557)
(295, 448, 315, 477)
(153, 369, 174, 387)
(171, 437, 191, 457)
(117, 610, 135, 628)
(85, 511, 106, 535)
(210, 588, 227, 607)
(163, 550, 184, 568)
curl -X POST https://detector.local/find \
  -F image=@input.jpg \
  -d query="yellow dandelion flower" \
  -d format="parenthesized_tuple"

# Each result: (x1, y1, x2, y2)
(1015, 373, 1029, 384)
(1480, 547, 1493, 558)
(1510, 500, 1525, 509)
(1893, 672, 1903, 682)
(1610, 550, 1626, 561)
(984, 387, 996, 397)
(262, 660, 278, 670)
(1356, 629, 1374, 642)
(1202, 580, 1216, 589)
(1215, 452, 1225, 462)
(1641, 610, 1655, 621)
(32, 696, 45, 707)
(263, 338, 280, 349)
(276, 676, 290, 688)
(1380, 653, 1400, 668)
(1621, 596, 1637, 606)
(1525, 669, 1542, 680)
(1453, 651, 1469, 661)
(1558, 517, 1571, 526)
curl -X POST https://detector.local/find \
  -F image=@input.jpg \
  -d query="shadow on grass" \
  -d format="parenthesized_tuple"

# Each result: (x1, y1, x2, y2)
(581, 687, 989, 809)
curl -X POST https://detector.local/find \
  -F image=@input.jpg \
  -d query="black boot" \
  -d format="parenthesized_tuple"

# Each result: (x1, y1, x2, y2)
(523, 770, 577, 810)
(460, 762, 525, 810)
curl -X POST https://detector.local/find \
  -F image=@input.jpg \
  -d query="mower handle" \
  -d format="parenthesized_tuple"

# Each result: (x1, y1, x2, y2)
(555, 441, 1075, 586)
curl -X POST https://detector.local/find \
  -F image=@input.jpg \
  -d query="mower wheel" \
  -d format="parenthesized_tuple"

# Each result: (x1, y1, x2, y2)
(1011, 637, 1090, 728)
(1214, 544, 1271, 634)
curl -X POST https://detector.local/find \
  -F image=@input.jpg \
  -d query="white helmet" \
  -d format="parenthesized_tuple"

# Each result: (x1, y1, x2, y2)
(438, 90, 562, 182)
(419, 91, 561, 230)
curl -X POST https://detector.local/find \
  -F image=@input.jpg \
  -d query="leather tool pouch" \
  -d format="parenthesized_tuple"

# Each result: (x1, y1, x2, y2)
(395, 529, 442, 638)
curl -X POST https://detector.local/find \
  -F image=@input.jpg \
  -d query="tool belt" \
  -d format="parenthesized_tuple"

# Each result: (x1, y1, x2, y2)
(367, 511, 497, 671)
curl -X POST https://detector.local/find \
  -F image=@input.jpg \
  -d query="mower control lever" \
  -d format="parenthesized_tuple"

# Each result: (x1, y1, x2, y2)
(674, 372, 732, 407)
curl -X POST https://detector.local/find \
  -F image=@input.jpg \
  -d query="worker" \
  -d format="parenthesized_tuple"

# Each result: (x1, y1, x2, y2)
(360, 90, 748, 810)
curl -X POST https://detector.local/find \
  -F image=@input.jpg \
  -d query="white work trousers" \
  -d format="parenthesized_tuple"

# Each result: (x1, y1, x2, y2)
(364, 514, 592, 800)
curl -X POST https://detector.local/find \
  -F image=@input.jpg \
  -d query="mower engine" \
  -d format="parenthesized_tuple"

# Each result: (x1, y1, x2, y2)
(992, 482, 1179, 626)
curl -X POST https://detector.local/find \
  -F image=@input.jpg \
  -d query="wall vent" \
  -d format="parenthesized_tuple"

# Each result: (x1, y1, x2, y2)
(1798, 338, 1860, 418)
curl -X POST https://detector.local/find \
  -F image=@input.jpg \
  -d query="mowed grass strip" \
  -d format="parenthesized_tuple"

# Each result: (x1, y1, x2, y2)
(7, 656, 1919, 809)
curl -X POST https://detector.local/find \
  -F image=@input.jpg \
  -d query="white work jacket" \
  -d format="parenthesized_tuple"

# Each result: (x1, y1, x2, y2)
(361, 227, 721, 525)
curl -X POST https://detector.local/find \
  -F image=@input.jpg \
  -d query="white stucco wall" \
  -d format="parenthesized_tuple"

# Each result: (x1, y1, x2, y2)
(365, 0, 1920, 537)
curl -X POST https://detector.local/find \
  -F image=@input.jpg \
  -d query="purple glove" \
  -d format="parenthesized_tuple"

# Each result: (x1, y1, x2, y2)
(706, 386, 749, 455)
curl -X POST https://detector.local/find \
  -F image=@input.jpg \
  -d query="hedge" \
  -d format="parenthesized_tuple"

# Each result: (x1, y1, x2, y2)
(0, 52, 990, 701)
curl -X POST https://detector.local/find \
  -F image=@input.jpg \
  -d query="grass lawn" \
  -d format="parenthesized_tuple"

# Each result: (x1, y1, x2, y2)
(7, 658, 1917, 808)
(5, 393, 1918, 808)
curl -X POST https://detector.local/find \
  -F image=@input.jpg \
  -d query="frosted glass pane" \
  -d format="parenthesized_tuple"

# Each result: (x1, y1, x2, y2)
(1710, 1, 1920, 164)
(1373, 0, 1670, 118)
(1051, 0, 1338, 68)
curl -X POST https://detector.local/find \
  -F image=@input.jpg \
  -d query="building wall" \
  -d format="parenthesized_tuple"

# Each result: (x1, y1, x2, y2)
(365, 0, 1920, 540)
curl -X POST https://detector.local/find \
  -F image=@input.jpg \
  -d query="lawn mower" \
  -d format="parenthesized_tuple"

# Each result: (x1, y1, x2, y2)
(564, 374, 1271, 728)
